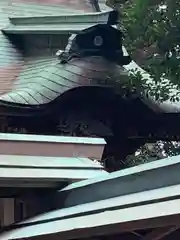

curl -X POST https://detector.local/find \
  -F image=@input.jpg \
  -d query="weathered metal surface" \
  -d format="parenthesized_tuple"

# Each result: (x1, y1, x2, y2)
(0, 155, 104, 168)
(1, 158, 180, 239)
(7, 0, 98, 16)
(0, 0, 110, 101)
(0, 22, 129, 109)
(3, 24, 99, 34)
(0, 155, 107, 186)
(0, 56, 122, 105)
(2, 198, 178, 240)
(3, 11, 111, 34)
(0, 133, 106, 159)
(8, 11, 110, 25)
(59, 154, 180, 206)
(1, 0, 179, 118)
(1, 0, 180, 168)
(0, 1, 23, 95)
(21, 185, 180, 225)
(23, 35, 70, 55)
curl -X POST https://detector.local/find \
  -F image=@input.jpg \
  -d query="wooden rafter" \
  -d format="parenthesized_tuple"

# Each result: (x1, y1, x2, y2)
(141, 226, 179, 240)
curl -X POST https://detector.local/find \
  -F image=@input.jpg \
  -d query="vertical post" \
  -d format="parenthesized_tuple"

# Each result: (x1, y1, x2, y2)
(0, 116, 7, 132)
(2, 198, 14, 226)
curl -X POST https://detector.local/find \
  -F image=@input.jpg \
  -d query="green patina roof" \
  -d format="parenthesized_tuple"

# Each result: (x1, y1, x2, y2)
(3, 5, 111, 34)
(0, 55, 121, 105)
(1, 155, 180, 239)
(0, 132, 106, 144)
(0, 155, 105, 169)
(6, 0, 110, 17)
(3, 23, 99, 34)
(3, 12, 110, 34)
(0, 0, 116, 109)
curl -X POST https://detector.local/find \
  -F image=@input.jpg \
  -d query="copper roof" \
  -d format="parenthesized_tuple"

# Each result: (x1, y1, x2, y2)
(0, 0, 114, 108)
(8, 0, 98, 15)
(0, 0, 180, 116)
(0, 56, 122, 105)
(1, 156, 180, 239)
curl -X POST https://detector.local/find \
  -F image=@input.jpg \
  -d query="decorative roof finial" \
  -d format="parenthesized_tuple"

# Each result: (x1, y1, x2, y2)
(91, 0, 101, 11)
(107, 9, 119, 25)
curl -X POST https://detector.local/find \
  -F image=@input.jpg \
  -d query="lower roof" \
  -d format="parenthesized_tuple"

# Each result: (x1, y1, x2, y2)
(0, 155, 107, 189)
(1, 157, 180, 239)
(1, 199, 178, 239)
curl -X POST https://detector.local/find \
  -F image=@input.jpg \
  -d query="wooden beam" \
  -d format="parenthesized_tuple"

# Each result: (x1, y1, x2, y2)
(141, 226, 179, 240)
(2, 198, 14, 227)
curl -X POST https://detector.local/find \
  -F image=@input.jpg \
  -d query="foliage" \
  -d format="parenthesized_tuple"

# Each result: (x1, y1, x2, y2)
(126, 141, 180, 168)
(119, 0, 180, 102)
(110, 0, 180, 167)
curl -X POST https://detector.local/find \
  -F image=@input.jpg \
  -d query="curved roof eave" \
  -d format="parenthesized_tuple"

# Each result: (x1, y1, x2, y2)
(0, 56, 122, 113)
(122, 46, 180, 113)
(7, 0, 102, 17)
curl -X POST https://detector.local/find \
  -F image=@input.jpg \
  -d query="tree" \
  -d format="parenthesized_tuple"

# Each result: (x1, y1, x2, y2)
(119, 0, 180, 101)
(108, 0, 180, 167)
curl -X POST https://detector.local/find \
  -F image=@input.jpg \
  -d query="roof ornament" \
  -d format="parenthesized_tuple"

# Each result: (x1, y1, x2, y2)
(57, 7, 131, 65)
(91, 0, 101, 11)
(94, 35, 103, 46)
(58, 24, 131, 65)
(54, 0, 131, 65)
